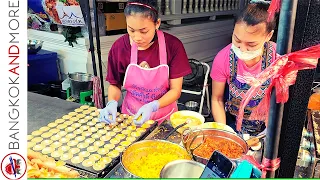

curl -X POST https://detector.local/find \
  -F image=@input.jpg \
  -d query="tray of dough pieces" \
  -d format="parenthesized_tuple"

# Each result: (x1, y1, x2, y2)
(27, 105, 158, 178)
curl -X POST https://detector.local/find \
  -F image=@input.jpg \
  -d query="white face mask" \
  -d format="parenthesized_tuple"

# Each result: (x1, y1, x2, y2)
(231, 44, 264, 61)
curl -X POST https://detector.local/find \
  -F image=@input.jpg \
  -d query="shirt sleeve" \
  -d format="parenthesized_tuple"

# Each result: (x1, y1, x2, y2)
(168, 40, 192, 79)
(106, 45, 122, 89)
(210, 46, 230, 83)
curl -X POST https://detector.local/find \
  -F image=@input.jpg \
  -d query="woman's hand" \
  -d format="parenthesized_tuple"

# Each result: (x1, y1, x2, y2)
(133, 100, 159, 126)
(99, 100, 118, 124)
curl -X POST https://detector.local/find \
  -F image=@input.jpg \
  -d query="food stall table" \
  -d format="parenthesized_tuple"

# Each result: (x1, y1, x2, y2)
(28, 92, 81, 134)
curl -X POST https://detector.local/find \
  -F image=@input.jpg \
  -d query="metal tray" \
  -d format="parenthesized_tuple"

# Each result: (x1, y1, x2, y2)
(28, 108, 157, 178)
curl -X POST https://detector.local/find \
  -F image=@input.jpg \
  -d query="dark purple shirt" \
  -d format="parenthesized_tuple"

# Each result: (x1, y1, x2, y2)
(106, 32, 192, 87)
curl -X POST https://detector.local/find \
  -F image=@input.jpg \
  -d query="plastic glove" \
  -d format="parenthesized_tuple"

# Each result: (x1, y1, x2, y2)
(133, 100, 159, 126)
(99, 100, 118, 124)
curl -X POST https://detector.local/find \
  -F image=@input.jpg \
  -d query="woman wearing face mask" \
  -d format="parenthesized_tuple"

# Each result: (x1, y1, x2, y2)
(99, 0, 192, 126)
(210, 2, 277, 136)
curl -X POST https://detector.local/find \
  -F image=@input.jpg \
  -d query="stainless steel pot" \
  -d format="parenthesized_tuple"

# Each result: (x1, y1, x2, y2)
(182, 128, 249, 165)
(160, 159, 205, 178)
(68, 72, 93, 99)
(185, 101, 199, 112)
(120, 140, 191, 178)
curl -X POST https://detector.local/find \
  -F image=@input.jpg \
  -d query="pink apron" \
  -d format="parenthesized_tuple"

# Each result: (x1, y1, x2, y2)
(121, 30, 178, 124)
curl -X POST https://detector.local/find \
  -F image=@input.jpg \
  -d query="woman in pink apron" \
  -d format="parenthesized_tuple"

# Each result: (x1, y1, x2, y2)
(210, 2, 278, 136)
(99, 0, 192, 125)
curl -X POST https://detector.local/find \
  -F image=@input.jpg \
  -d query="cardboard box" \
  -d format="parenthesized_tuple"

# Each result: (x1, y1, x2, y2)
(105, 13, 127, 31)
(97, 1, 127, 13)
(97, 1, 127, 31)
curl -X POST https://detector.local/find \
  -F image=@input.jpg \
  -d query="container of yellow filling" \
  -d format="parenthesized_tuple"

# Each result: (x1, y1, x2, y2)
(121, 140, 191, 178)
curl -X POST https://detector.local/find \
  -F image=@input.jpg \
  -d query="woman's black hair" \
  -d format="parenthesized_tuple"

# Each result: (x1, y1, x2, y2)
(236, 2, 276, 33)
(124, 0, 159, 23)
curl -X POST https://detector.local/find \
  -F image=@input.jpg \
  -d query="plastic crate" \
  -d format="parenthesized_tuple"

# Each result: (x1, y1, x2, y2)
(28, 49, 59, 86)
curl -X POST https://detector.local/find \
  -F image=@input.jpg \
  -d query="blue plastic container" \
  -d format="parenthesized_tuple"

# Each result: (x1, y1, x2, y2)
(28, 49, 59, 86)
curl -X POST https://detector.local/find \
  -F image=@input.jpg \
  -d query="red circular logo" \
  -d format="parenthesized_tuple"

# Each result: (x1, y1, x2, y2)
(1, 153, 27, 180)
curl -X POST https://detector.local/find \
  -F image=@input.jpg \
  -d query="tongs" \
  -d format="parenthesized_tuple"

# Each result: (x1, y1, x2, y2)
(181, 128, 205, 161)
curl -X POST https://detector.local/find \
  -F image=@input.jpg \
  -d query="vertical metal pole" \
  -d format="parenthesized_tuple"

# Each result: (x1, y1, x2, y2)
(84, 0, 98, 77)
(263, 0, 298, 178)
(92, 0, 106, 107)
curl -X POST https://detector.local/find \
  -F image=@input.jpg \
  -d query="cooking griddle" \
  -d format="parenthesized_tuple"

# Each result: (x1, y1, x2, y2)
(28, 106, 157, 178)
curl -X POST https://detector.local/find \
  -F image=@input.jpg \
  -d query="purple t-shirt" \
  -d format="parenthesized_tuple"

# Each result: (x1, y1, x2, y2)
(106, 32, 192, 87)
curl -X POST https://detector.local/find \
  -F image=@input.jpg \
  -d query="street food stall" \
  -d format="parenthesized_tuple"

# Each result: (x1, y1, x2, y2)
(26, 0, 320, 178)
(28, 92, 267, 178)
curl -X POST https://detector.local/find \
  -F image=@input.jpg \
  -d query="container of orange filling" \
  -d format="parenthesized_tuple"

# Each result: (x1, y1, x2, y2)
(182, 128, 248, 164)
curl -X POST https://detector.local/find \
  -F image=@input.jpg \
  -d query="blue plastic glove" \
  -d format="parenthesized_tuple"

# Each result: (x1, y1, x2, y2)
(99, 100, 118, 124)
(134, 100, 160, 126)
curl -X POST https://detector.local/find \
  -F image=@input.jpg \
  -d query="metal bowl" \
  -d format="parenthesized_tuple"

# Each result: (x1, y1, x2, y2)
(68, 72, 94, 99)
(28, 39, 43, 54)
(185, 101, 199, 111)
(170, 110, 205, 134)
(121, 140, 191, 178)
(68, 72, 93, 82)
(160, 159, 205, 178)
(182, 128, 248, 164)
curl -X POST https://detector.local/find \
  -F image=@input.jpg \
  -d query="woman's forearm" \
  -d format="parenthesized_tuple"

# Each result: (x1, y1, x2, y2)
(211, 100, 226, 124)
(107, 85, 122, 102)
(158, 89, 181, 108)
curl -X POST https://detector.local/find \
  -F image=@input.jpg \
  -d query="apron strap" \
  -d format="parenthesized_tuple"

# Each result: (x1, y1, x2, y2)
(157, 30, 167, 65)
(130, 30, 167, 65)
(130, 42, 138, 64)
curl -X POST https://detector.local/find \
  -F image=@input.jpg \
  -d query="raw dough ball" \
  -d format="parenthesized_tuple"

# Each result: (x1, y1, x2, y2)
(47, 123, 58, 128)
(31, 137, 43, 143)
(82, 159, 94, 167)
(93, 162, 106, 171)
(94, 141, 104, 147)
(80, 105, 90, 110)
(55, 118, 65, 124)
(39, 126, 50, 132)
(42, 147, 55, 155)
(58, 146, 71, 152)
(74, 108, 83, 113)
(87, 146, 99, 153)
(75, 136, 85, 142)
(97, 148, 109, 155)
(69, 148, 80, 154)
(50, 141, 62, 148)
(60, 153, 73, 161)
(104, 144, 115, 150)
(68, 112, 78, 117)
(31, 130, 43, 136)
(78, 151, 90, 158)
(71, 156, 84, 164)
(100, 157, 112, 164)
(85, 138, 95, 144)
(33, 144, 45, 151)
(41, 132, 53, 138)
(89, 154, 101, 161)
(67, 140, 79, 147)
(62, 115, 71, 120)
(41, 139, 53, 146)
(49, 128, 59, 134)
(77, 142, 89, 149)
(108, 150, 120, 158)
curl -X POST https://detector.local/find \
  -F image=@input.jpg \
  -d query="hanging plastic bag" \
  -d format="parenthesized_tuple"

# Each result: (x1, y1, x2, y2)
(236, 44, 320, 131)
